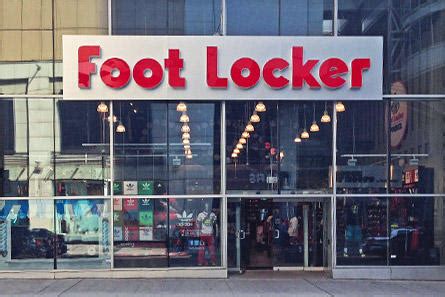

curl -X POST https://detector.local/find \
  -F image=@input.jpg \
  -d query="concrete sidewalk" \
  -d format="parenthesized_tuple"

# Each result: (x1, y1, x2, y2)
(0, 272, 444, 296)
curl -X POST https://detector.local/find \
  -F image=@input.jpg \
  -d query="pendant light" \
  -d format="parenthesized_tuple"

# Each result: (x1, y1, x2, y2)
(310, 103, 320, 132)
(239, 138, 246, 145)
(255, 101, 266, 112)
(245, 123, 254, 132)
(231, 153, 238, 158)
(97, 102, 108, 113)
(301, 104, 309, 139)
(186, 154, 193, 159)
(321, 101, 331, 123)
(185, 149, 192, 155)
(336, 101, 345, 112)
(108, 115, 117, 123)
(236, 143, 243, 149)
(250, 112, 260, 123)
(181, 124, 190, 133)
(182, 132, 191, 140)
(116, 121, 126, 133)
(233, 148, 240, 154)
(176, 102, 187, 112)
(179, 113, 189, 123)
(184, 144, 190, 150)
(242, 131, 250, 138)
(183, 138, 190, 145)
(294, 133, 302, 143)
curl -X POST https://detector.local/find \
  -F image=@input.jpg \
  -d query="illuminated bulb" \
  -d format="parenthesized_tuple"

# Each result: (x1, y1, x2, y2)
(239, 138, 246, 145)
(336, 101, 345, 112)
(183, 139, 190, 145)
(255, 102, 266, 112)
(182, 132, 191, 140)
(310, 121, 320, 132)
(250, 112, 260, 123)
(231, 153, 238, 158)
(97, 102, 108, 113)
(245, 123, 254, 132)
(294, 136, 302, 143)
(186, 154, 193, 159)
(116, 122, 126, 133)
(301, 129, 309, 139)
(181, 124, 190, 133)
(179, 113, 189, 123)
(176, 102, 187, 112)
(108, 115, 117, 123)
(242, 131, 250, 138)
(184, 144, 191, 150)
(321, 111, 331, 123)
(236, 143, 243, 149)
(185, 149, 192, 155)
(233, 148, 240, 154)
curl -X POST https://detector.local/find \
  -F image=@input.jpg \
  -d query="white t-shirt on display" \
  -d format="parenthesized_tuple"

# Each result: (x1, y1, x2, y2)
(197, 211, 217, 235)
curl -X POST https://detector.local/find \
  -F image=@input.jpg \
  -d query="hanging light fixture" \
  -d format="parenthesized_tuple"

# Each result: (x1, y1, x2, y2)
(231, 153, 238, 158)
(179, 113, 189, 123)
(242, 131, 250, 138)
(185, 149, 192, 155)
(310, 103, 320, 132)
(186, 154, 193, 159)
(182, 132, 191, 140)
(236, 143, 243, 149)
(239, 138, 246, 145)
(233, 148, 240, 154)
(321, 102, 331, 123)
(301, 128, 309, 139)
(97, 102, 108, 113)
(176, 102, 187, 112)
(183, 138, 190, 145)
(116, 121, 126, 133)
(108, 115, 117, 123)
(294, 135, 302, 143)
(336, 101, 345, 112)
(181, 124, 190, 133)
(250, 112, 260, 123)
(255, 101, 266, 112)
(183, 144, 191, 150)
(245, 123, 254, 132)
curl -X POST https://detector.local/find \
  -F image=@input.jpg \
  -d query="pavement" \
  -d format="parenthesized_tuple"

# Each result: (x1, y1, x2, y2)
(0, 271, 445, 296)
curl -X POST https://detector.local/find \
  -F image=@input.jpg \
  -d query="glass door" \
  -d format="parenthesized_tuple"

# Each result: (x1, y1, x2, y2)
(228, 198, 247, 272)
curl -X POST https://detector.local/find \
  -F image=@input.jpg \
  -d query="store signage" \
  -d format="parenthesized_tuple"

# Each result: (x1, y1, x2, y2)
(63, 36, 383, 100)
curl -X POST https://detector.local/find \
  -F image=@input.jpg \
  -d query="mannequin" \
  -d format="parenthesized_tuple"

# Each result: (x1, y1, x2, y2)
(196, 202, 217, 265)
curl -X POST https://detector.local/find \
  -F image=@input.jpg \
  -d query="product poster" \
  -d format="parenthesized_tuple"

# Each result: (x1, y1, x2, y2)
(114, 226, 123, 241)
(138, 181, 153, 195)
(113, 198, 123, 211)
(123, 198, 138, 212)
(124, 226, 139, 241)
(123, 181, 138, 195)
(113, 182, 123, 195)
(139, 211, 153, 227)
(139, 227, 153, 241)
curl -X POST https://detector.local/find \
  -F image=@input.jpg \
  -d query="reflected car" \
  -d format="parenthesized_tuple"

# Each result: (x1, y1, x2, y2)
(12, 227, 67, 259)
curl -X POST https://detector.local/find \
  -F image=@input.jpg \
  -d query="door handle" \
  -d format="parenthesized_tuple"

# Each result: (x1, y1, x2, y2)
(274, 229, 280, 239)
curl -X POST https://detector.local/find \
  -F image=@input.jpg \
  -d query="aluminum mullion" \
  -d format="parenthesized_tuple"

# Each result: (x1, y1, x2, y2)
(109, 101, 114, 269)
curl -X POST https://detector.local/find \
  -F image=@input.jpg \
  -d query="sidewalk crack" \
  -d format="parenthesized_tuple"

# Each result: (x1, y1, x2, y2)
(57, 279, 82, 297)
(303, 278, 334, 297)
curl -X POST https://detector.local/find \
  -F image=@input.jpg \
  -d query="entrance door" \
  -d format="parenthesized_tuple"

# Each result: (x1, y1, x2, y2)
(228, 198, 328, 271)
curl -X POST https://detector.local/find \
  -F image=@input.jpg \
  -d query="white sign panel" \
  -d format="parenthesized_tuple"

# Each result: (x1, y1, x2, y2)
(63, 36, 383, 100)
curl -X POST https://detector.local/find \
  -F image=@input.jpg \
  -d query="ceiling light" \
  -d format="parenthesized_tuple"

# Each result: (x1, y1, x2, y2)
(182, 132, 191, 140)
(184, 144, 190, 150)
(336, 101, 345, 112)
(242, 131, 250, 138)
(181, 124, 190, 133)
(186, 154, 193, 159)
(250, 112, 260, 123)
(183, 139, 190, 145)
(236, 143, 243, 149)
(97, 102, 108, 113)
(294, 136, 302, 143)
(321, 110, 331, 123)
(176, 102, 187, 112)
(310, 121, 320, 132)
(108, 115, 117, 123)
(255, 102, 266, 112)
(245, 123, 254, 132)
(231, 153, 238, 158)
(179, 113, 189, 123)
(233, 148, 240, 154)
(185, 149, 192, 155)
(301, 129, 309, 139)
(116, 121, 126, 133)
(239, 138, 247, 145)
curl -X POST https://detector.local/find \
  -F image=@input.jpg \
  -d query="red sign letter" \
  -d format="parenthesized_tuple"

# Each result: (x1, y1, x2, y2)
(207, 46, 228, 88)
(319, 58, 348, 88)
(133, 59, 163, 89)
(351, 58, 371, 88)
(100, 58, 131, 89)
(78, 45, 100, 88)
(292, 47, 320, 89)
(263, 58, 289, 89)
(230, 58, 260, 89)
(164, 49, 186, 88)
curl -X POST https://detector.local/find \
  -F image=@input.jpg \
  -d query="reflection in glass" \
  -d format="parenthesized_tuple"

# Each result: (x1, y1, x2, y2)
(336, 197, 388, 266)
(55, 199, 111, 269)
(0, 199, 54, 270)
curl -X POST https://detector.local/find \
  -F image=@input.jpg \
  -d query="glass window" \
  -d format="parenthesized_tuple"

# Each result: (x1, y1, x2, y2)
(390, 100, 445, 194)
(336, 101, 388, 194)
(227, 0, 332, 36)
(336, 196, 388, 266)
(55, 199, 111, 269)
(0, 199, 54, 270)
(112, 0, 221, 35)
